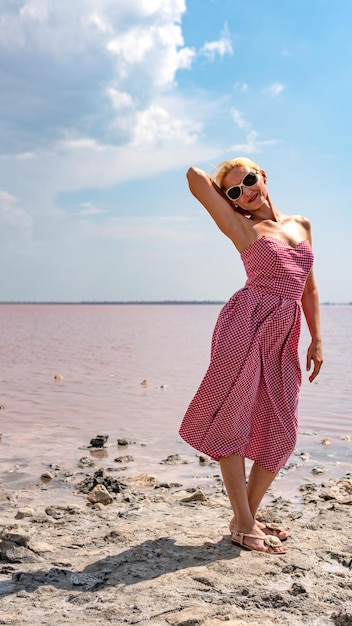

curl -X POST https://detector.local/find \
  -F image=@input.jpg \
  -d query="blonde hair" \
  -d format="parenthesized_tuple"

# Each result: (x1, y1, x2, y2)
(212, 156, 262, 189)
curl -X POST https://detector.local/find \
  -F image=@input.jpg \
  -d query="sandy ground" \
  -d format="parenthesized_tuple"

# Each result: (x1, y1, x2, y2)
(0, 463, 351, 626)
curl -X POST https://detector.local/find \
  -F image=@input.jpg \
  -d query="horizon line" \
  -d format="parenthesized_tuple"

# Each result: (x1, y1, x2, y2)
(0, 300, 351, 306)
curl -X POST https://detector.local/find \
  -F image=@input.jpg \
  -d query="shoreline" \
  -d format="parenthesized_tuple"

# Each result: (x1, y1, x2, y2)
(1, 428, 351, 506)
(0, 460, 351, 625)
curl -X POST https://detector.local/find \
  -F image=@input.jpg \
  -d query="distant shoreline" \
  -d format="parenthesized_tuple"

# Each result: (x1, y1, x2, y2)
(0, 300, 226, 305)
(0, 301, 351, 306)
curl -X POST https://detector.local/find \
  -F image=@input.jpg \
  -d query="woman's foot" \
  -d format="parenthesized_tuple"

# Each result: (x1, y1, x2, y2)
(229, 516, 289, 541)
(231, 526, 286, 554)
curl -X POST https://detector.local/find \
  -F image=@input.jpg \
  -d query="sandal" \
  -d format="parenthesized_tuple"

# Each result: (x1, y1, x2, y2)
(231, 529, 286, 554)
(264, 521, 289, 541)
(229, 517, 289, 541)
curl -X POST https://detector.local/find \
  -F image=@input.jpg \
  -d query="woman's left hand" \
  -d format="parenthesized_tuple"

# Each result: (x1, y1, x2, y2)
(306, 340, 323, 382)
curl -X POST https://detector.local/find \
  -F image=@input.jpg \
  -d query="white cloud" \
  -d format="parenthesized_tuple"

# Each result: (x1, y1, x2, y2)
(0, 0, 195, 153)
(0, 133, 220, 208)
(233, 82, 248, 92)
(76, 215, 203, 242)
(201, 24, 233, 60)
(16, 152, 36, 160)
(230, 110, 279, 154)
(58, 138, 105, 152)
(77, 202, 105, 216)
(0, 1, 277, 230)
(107, 22, 195, 88)
(232, 109, 251, 131)
(230, 130, 278, 154)
(20, 0, 49, 23)
(132, 103, 202, 147)
(0, 190, 32, 237)
(107, 88, 134, 109)
(264, 82, 286, 97)
(83, 12, 113, 34)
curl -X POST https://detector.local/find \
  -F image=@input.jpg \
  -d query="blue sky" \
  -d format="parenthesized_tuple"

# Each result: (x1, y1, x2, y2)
(0, 0, 351, 302)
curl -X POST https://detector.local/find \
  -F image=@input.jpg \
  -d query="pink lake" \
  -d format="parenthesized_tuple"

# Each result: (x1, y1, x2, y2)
(0, 304, 351, 501)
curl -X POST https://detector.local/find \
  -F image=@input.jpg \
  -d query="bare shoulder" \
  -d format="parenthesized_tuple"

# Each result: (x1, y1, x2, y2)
(297, 215, 312, 238)
(285, 214, 311, 226)
(295, 214, 311, 227)
(286, 214, 312, 236)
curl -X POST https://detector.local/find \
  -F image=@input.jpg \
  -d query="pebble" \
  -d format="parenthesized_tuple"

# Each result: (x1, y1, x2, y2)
(160, 454, 188, 465)
(181, 489, 207, 503)
(114, 455, 134, 463)
(89, 434, 109, 448)
(15, 508, 35, 520)
(87, 484, 113, 505)
(41, 472, 54, 482)
(321, 437, 332, 445)
(311, 466, 325, 475)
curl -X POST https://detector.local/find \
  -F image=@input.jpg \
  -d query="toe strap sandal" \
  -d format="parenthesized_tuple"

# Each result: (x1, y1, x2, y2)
(264, 521, 290, 540)
(231, 530, 284, 554)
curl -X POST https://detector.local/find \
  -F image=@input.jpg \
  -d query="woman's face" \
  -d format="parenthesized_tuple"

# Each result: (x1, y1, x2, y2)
(223, 166, 267, 211)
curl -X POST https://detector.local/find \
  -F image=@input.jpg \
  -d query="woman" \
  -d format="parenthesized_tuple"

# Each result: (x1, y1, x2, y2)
(179, 157, 323, 555)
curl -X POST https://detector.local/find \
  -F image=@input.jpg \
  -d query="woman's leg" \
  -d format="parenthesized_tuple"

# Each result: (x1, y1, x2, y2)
(219, 454, 286, 553)
(246, 462, 278, 518)
(227, 461, 288, 540)
(219, 454, 253, 527)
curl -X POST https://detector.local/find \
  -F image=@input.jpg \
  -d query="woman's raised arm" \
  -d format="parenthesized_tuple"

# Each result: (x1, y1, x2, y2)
(187, 166, 248, 249)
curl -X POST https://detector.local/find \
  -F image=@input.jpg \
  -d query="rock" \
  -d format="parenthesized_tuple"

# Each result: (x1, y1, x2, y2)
(15, 508, 35, 519)
(104, 529, 135, 543)
(321, 437, 332, 445)
(155, 482, 182, 489)
(320, 479, 352, 504)
(69, 572, 101, 589)
(289, 582, 308, 596)
(29, 540, 58, 554)
(87, 484, 113, 505)
(299, 483, 318, 493)
(117, 438, 129, 446)
(0, 525, 31, 547)
(90, 434, 109, 448)
(76, 469, 126, 494)
(114, 455, 134, 463)
(294, 449, 310, 461)
(41, 471, 54, 481)
(160, 454, 188, 465)
(311, 466, 325, 475)
(181, 489, 207, 503)
(331, 611, 352, 626)
(128, 473, 158, 486)
(45, 505, 68, 520)
(77, 456, 95, 468)
(0, 541, 42, 563)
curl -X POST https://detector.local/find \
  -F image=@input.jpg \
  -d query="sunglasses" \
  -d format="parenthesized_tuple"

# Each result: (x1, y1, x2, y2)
(224, 171, 260, 201)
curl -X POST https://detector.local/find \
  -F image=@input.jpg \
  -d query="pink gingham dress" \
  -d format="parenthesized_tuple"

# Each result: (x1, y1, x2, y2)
(179, 236, 314, 472)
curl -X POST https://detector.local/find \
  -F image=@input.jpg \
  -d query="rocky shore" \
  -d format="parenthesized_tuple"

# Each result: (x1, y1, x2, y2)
(0, 443, 351, 626)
